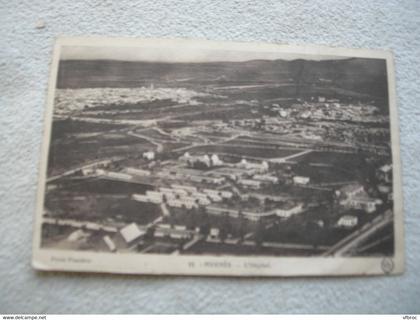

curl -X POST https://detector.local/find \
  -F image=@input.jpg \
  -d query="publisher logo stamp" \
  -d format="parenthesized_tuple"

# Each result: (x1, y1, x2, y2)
(381, 258, 394, 274)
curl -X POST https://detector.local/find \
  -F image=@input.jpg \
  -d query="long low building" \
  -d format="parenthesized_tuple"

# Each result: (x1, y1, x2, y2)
(205, 201, 305, 221)
(126, 168, 151, 176)
(253, 174, 279, 184)
(220, 190, 233, 199)
(238, 179, 263, 189)
(274, 203, 303, 218)
(203, 189, 219, 196)
(293, 176, 310, 185)
(171, 184, 197, 193)
(132, 194, 149, 202)
(208, 194, 222, 202)
(337, 215, 358, 228)
(132, 192, 163, 204)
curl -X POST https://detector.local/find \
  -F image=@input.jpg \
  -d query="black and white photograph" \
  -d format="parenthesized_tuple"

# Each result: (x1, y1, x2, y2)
(32, 37, 404, 276)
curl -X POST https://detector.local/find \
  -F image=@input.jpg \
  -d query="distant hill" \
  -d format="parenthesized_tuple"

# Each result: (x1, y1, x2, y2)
(56, 58, 388, 103)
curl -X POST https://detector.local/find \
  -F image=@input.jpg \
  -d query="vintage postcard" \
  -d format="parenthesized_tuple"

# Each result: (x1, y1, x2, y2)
(32, 37, 404, 276)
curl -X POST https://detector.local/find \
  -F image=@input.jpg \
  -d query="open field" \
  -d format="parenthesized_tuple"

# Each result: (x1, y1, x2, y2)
(48, 177, 154, 194)
(51, 118, 126, 137)
(45, 192, 160, 225)
(48, 124, 155, 176)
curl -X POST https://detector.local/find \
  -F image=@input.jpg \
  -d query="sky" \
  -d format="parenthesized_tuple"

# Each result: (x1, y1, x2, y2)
(59, 45, 350, 63)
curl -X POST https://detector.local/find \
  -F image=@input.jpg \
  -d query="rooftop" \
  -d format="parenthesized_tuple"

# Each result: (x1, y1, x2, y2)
(120, 223, 145, 243)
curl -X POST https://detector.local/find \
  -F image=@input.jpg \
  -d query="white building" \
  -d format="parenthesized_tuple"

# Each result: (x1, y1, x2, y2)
(171, 184, 197, 193)
(208, 194, 222, 202)
(180, 196, 196, 203)
(143, 151, 155, 161)
(253, 174, 279, 184)
(146, 190, 163, 204)
(293, 176, 310, 185)
(184, 154, 211, 167)
(187, 203, 198, 209)
(275, 203, 303, 218)
(279, 110, 288, 118)
(169, 232, 187, 239)
(203, 189, 219, 196)
(211, 154, 223, 166)
(86, 222, 101, 231)
(338, 184, 364, 198)
(106, 171, 132, 181)
(378, 184, 391, 194)
(173, 188, 188, 196)
(82, 167, 96, 176)
(189, 176, 203, 183)
(146, 191, 163, 198)
(179, 197, 198, 209)
(337, 215, 358, 228)
(126, 168, 151, 176)
(338, 184, 382, 213)
(159, 187, 174, 194)
(167, 200, 183, 208)
(103, 235, 116, 252)
(300, 110, 311, 119)
(67, 229, 89, 242)
(198, 198, 211, 206)
(132, 194, 149, 203)
(238, 159, 269, 173)
(204, 176, 225, 184)
(340, 195, 382, 213)
(120, 223, 145, 243)
(238, 179, 262, 189)
(377, 164, 392, 183)
(154, 230, 167, 238)
(220, 191, 233, 199)
(163, 193, 177, 201)
(209, 228, 220, 239)
(174, 225, 187, 231)
(191, 191, 205, 198)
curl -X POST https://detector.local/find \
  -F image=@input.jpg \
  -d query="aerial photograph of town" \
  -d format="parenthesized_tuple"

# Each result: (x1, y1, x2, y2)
(40, 47, 394, 258)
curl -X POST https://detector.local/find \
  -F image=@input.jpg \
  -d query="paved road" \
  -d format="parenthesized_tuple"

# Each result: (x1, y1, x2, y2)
(46, 158, 121, 183)
(42, 217, 122, 233)
(127, 130, 164, 152)
(182, 235, 205, 251)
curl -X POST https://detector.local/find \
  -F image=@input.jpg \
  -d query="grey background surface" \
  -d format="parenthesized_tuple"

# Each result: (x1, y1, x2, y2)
(0, 0, 419, 314)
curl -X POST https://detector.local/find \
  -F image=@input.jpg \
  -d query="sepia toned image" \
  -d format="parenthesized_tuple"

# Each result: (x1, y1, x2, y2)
(32, 37, 404, 276)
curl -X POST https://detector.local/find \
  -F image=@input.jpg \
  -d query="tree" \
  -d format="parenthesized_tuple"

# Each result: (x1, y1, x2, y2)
(186, 208, 197, 230)
(200, 222, 210, 237)
(145, 226, 155, 241)
(199, 207, 210, 237)
(254, 219, 264, 249)
(169, 211, 176, 229)
(238, 210, 247, 242)
(219, 226, 227, 243)
(223, 212, 233, 238)
(219, 212, 231, 243)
